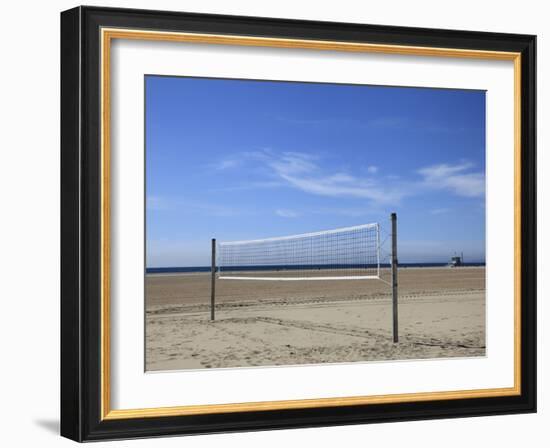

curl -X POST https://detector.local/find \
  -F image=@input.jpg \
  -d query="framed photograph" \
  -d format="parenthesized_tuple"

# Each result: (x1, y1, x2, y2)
(60, 6, 536, 441)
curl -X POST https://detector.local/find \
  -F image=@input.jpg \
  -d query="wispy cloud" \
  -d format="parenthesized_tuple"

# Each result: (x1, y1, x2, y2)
(367, 117, 409, 129)
(147, 196, 251, 217)
(418, 162, 485, 197)
(259, 151, 409, 204)
(276, 115, 410, 130)
(211, 150, 484, 205)
(192, 202, 248, 217)
(310, 206, 380, 217)
(275, 115, 471, 134)
(210, 180, 285, 192)
(275, 209, 299, 218)
(366, 165, 378, 174)
(276, 116, 334, 126)
(431, 207, 451, 215)
(212, 158, 241, 170)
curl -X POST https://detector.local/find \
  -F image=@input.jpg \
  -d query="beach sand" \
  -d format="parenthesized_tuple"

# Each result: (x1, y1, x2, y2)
(145, 267, 485, 371)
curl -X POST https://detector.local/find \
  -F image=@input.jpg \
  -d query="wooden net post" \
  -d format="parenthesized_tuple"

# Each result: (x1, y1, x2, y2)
(391, 213, 399, 343)
(211, 238, 216, 321)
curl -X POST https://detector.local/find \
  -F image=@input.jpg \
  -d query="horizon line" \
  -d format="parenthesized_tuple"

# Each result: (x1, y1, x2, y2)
(146, 260, 487, 270)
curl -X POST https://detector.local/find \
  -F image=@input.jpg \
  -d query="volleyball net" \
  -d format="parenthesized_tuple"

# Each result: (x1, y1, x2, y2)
(211, 214, 399, 341)
(217, 223, 380, 281)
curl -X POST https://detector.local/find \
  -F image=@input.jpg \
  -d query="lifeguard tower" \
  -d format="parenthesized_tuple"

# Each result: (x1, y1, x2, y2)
(447, 252, 464, 267)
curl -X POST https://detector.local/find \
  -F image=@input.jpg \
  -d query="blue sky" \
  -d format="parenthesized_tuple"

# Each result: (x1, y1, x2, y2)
(146, 76, 486, 267)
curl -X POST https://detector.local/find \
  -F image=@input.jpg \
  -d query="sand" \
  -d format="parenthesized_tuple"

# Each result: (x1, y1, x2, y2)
(145, 267, 485, 371)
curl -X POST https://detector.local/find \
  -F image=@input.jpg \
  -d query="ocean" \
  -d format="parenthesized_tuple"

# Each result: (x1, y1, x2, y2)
(146, 262, 485, 274)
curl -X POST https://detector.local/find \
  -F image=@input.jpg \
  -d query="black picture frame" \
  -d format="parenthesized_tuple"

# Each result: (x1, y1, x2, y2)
(61, 5, 536, 442)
